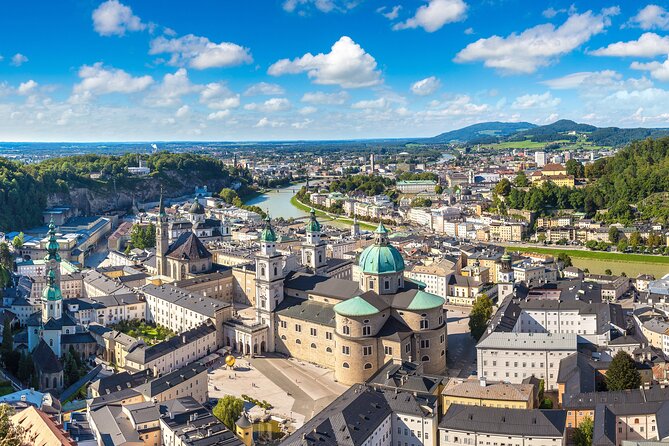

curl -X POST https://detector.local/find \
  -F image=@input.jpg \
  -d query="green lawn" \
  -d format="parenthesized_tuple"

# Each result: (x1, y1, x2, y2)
(290, 196, 377, 230)
(507, 246, 669, 277)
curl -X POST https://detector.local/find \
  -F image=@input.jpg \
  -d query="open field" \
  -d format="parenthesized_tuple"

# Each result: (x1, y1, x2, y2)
(507, 246, 669, 277)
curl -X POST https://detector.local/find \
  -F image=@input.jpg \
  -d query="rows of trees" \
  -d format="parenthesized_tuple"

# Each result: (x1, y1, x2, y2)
(128, 223, 156, 250)
(328, 174, 395, 197)
(218, 188, 267, 219)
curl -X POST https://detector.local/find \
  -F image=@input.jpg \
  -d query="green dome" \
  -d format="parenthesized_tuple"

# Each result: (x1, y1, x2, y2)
(260, 215, 277, 242)
(305, 209, 321, 233)
(42, 270, 62, 301)
(189, 197, 205, 215)
(334, 296, 380, 317)
(406, 290, 445, 311)
(359, 245, 405, 274)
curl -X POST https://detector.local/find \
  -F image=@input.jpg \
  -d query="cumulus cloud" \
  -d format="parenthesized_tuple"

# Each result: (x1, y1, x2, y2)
(301, 91, 349, 105)
(255, 117, 283, 128)
(393, 0, 466, 32)
(631, 57, 669, 81)
(377, 5, 402, 20)
(17, 80, 38, 95)
(72, 63, 153, 99)
(455, 8, 619, 73)
(628, 4, 669, 30)
(245, 98, 291, 112)
(207, 110, 231, 120)
(199, 82, 240, 109)
(411, 76, 441, 95)
(419, 95, 488, 118)
(351, 98, 389, 109)
(145, 68, 200, 107)
(149, 34, 252, 69)
(299, 106, 317, 114)
(175, 105, 190, 118)
(268, 36, 381, 88)
(511, 92, 561, 109)
(92, 0, 146, 36)
(590, 33, 669, 57)
(244, 82, 285, 96)
(10, 53, 28, 66)
(542, 71, 623, 89)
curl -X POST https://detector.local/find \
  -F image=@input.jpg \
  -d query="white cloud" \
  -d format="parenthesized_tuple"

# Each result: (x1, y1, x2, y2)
(464, 27, 474, 35)
(145, 68, 199, 107)
(301, 91, 349, 105)
(631, 57, 669, 81)
(299, 106, 317, 114)
(244, 82, 285, 96)
(352, 98, 389, 109)
(590, 33, 669, 57)
(455, 8, 619, 73)
(283, 0, 360, 14)
(411, 76, 441, 95)
(255, 117, 283, 128)
(72, 62, 153, 98)
(419, 95, 489, 118)
(511, 92, 561, 109)
(245, 98, 291, 112)
(542, 7, 562, 18)
(199, 82, 240, 109)
(92, 0, 146, 36)
(291, 119, 313, 129)
(10, 53, 28, 66)
(268, 36, 381, 88)
(542, 70, 622, 89)
(149, 34, 252, 69)
(206, 110, 231, 121)
(175, 105, 190, 118)
(377, 5, 402, 20)
(17, 80, 38, 95)
(628, 4, 669, 30)
(393, 0, 467, 32)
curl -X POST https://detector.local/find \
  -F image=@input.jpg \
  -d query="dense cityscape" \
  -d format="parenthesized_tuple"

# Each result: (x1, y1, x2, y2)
(3, 1, 669, 446)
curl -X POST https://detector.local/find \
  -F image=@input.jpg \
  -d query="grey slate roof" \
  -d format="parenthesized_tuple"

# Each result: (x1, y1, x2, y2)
(134, 361, 207, 398)
(439, 405, 567, 438)
(276, 296, 336, 327)
(166, 232, 212, 260)
(284, 273, 361, 301)
(125, 320, 216, 365)
(141, 284, 229, 317)
(32, 339, 64, 374)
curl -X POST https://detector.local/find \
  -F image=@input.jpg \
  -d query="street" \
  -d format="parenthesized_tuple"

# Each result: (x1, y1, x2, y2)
(445, 305, 478, 378)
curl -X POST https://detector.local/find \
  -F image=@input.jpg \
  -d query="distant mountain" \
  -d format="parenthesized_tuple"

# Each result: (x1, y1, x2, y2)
(427, 121, 536, 144)
(427, 119, 669, 147)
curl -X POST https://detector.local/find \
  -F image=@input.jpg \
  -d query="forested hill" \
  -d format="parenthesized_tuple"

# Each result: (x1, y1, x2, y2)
(0, 152, 250, 232)
(499, 136, 669, 224)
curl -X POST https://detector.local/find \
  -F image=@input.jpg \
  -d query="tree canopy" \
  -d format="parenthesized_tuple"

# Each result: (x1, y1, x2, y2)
(213, 395, 244, 430)
(606, 351, 641, 391)
(469, 294, 494, 341)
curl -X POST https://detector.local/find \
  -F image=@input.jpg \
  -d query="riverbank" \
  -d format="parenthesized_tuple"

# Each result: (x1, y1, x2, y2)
(506, 246, 669, 277)
(290, 196, 377, 231)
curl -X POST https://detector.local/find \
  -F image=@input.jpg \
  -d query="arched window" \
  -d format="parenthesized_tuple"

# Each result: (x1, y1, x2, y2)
(310, 343, 316, 349)
(364, 363, 373, 369)
(274, 266, 278, 276)
(65, 329, 70, 334)
(326, 347, 332, 353)
(318, 254, 322, 263)
(342, 326, 350, 335)
(421, 355, 430, 362)
(49, 339, 53, 347)
(420, 319, 429, 330)
(384, 280, 390, 290)
(181, 264, 186, 277)
(281, 335, 286, 340)
(342, 362, 350, 368)
(295, 339, 301, 344)
(201, 264, 206, 271)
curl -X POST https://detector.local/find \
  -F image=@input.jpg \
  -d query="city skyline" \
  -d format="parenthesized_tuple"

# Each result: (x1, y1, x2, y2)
(2, 1, 669, 141)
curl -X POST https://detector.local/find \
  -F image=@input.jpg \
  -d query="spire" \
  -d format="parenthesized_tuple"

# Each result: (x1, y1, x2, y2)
(158, 187, 166, 217)
(44, 218, 61, 263)
(374, 222, 389, 246)
(260, 214, 277, 242)
(306, 208, 321, 233)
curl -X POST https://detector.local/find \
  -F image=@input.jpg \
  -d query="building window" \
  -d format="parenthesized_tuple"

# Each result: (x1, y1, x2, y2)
(326, 332, 333, 340)
(295, 339, 301, 344)
(420, 319, 429, 329)
(310, 328, 317, 336)
(326, 347, 332, 353)
(363, 346, 372, 356)
(362, 325, 371, 336)
(384, 346, 393, 355)
(342, 362, 349, 368)
(364, 363, 372, 369)
(342, 346, 350, 355)
(280, 320, 287, 328)
(295, 324, 302, 332)
(342, 325, 350, 335)
(310, 343, 316, 349)
(420, 340, 430, 349)
(384, 280, 390, 290)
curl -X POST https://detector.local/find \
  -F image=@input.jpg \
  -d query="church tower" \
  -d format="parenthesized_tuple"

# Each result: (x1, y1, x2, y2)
(156, 190, 169, 277)
(351, 215, 360, 239)
(301, 209, 327, 275)
(255, 216, 284, 351)
(44, 218, 61, 286)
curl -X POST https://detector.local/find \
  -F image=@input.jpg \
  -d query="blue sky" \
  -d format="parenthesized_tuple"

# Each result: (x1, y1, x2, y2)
(2, 0, 669, 141)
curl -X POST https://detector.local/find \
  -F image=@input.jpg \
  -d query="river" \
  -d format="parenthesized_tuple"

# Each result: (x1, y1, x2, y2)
(245, 182, 309, 219)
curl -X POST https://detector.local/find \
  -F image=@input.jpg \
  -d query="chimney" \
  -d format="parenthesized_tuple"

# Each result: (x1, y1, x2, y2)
(479, 376, 486, 387)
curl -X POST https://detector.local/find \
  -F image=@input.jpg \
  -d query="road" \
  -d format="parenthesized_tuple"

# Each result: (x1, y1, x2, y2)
(445, 305, 477, 378)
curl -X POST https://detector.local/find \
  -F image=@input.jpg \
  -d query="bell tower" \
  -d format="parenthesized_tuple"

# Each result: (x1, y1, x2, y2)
(255, 216, 284, 351)
(156, 189, 169, 277)
(301, 209, 327, 275)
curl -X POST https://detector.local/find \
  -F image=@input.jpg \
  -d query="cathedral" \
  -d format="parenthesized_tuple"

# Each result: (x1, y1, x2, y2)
(221, 210, 449, 385)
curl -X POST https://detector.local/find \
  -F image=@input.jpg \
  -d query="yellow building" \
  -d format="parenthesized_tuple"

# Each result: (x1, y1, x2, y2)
(441, 378, 535, 414)
(530, 163, 575, 187)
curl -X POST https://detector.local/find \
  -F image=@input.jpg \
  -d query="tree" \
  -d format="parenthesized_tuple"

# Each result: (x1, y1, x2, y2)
(435, 184, 444, 195)
(514, 171, 529, 187)
(606, 351, 641, 391)
(129, 223, 156, 250)
(469, 294, 494, 341)
(494, 178, 512, 197)
(608, 226, 620, 244)
(0, 403, 26, 446)
(1, 319, 13, 354)
(411, 197, 432, 208)
(219, 188, 239, 205)
(629, 231, 642, 247)
(557, 253, 572, 268)
(16, 354, 33, 384)
(566, 159, 585, 178)
(213, 395, 244, 430)
(605, 269, 613, 275)
(11, 233, 23, 249)
(573, 416, 594, 446)
(0, 243, 11, 270)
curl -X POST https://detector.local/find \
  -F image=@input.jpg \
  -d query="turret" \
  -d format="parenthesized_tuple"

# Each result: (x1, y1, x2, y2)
(156, 189, 169, 276)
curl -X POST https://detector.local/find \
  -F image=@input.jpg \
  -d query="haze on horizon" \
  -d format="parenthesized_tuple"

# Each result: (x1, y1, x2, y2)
(2, 1, 669, 142)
